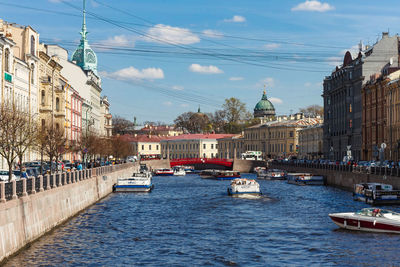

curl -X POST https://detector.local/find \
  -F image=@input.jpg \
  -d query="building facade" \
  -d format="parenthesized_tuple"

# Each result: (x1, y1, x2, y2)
(217, 135, 244, 159)
(161, 134, 235, 159)
(384, 70, 400, 161)
(100, 96, 112, 137)
(323, 33, 400, 161)
(298, 124, 323, 159)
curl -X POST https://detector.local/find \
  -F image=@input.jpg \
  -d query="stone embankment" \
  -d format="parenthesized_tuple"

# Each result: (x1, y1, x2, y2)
(271, 162, 400, 191)
(0, 163, 137, 263)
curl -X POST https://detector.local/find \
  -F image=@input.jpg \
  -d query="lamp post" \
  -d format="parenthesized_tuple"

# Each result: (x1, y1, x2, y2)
(84, 105, 92, 169)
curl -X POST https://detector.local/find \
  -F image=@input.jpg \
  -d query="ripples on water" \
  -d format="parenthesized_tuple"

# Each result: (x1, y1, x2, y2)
(5, 173, 400, 266)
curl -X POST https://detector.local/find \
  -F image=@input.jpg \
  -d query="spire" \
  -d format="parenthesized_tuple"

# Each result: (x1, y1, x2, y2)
(198, 105, 201, 113)
(262, 85, 268, 100)
(72, 0, 98, 75)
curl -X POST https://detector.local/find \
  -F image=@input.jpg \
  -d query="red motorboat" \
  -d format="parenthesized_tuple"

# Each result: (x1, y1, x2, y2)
(214, 170, 241, 180)
(329, 208, 400, 234)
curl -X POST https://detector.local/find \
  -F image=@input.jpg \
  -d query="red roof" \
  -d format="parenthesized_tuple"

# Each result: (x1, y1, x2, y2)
(162, 133, 235, 141)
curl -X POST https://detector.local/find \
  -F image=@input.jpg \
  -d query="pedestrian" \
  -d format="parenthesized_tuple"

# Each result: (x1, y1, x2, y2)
(77, 163, 83, 171)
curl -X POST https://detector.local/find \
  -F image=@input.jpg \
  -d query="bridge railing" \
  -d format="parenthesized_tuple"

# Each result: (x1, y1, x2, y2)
(170, 158, 234, 167)
(272, 161, 400, 177)
(0, 163, 134, 204)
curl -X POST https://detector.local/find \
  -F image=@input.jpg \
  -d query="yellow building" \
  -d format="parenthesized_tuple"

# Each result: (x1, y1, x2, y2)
(38, 46, 66, 132)
(217, 134, 244, 159)
(298, 124, 323, 159)
(243, 114, 322, 159)
(126, 135, 163, 159)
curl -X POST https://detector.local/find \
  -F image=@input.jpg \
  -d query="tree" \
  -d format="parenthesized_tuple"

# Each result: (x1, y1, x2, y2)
(174, 111, 210, 133)
(112, 115, 135, 135)
(209, 110, 226, 133)
(299, 105, 323, 118)
(111, 136, 133, 160)
(174, 112, 193, 132)
(15, 115, 39, 173)
(222, 97, 248, 124)
(38, 123, 68, 174)
(0, 103, 35, 181)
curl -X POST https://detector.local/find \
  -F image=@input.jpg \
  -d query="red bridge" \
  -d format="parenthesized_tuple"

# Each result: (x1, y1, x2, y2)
(170, 158, 233, 168)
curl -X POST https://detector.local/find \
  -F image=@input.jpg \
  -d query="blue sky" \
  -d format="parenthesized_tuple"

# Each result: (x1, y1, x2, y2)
(2, 0, 400, 124)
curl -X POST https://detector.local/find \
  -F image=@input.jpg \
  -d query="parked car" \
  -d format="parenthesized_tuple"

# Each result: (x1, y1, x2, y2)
(0, 170, 18, 181)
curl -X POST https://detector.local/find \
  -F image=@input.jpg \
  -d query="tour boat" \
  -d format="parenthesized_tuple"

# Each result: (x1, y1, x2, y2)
(329, 208, 400, 234)
(214, 170, 241, 180)
(228, 178, 261, 196)
(353, 183, 400, 205)
(173, 166, 186, 176)
(113, 171, 153, 192)
(287, 173, 325, 185)
(199, 169, 217, 179)
(257, 169, 286, 180)
(154, 168, 174, 176)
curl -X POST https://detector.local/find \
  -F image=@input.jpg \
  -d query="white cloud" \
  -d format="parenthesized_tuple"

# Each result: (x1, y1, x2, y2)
(97, 35, 134, 50)
(189, 64, 223, 74)
(180, 104, 189, 108)
(269, 97, 283, 104)
(145, 24, 200, 45)
(163, 101, 173, 106)
(224, 15, 246, 23)
(102, 66, 164, 81)
(172, 85, 184, 91)
(264, 43, 281, 50)
(291, 1, 334, 12)
(326, 56, 342, 67)
(229, 77, 244, 81)
(202, 29, 223, 38)
(261, 77, 275, 88)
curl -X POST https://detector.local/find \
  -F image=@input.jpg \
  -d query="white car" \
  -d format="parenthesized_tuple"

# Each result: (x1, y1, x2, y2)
(0, 170, 17, 182)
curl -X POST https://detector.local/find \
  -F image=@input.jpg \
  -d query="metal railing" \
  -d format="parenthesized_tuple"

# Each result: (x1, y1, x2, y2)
(272, 161, 400, 177)
(0, 163, 134, 203)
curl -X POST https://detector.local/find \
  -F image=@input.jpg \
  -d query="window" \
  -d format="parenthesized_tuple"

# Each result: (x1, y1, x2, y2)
(149, 145, 152, 150)
(211, 144, 214, 149)
(289, 131, 294, 137)
(41, 90, 45, 105)
(211, 153, 214, 158)
(30, 64, 35, 84)
(56, 97, 60, 111)
(4, 48, 9, 72)
(41, 119, 45, 129)
(349, 119, 353, 128)
(290, 144, 294, 152)
(31, 36, 35, 55)
(156, 145, 159, 150)
(141, 145, 144, 150)
(349, 104, 352, 113)
(203, 144, 206, 149)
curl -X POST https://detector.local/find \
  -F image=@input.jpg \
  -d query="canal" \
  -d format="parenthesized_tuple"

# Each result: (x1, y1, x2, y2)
(4, 174, 400, 266)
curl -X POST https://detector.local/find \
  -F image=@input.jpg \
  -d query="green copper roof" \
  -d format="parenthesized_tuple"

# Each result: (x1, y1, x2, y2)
(72, 0, 98, 75)
(254, 91, 275, 111)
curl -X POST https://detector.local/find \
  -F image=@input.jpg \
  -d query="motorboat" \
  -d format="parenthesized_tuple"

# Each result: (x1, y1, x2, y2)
(228, 178, 261, 196)
(184, 166, 196, 174)
(173, 166, 186, 176)
(329, 208, 400, 234)
(287, 173, 325, 185)
(214, 170, 241, 180)
(254, 166, 266, 173)
(353, 183, 400, 205)
(113, 171, 153, 192)
(199, 169, 217, 179)
(154, 168, 174, 176)
(257, 169, 286, 180)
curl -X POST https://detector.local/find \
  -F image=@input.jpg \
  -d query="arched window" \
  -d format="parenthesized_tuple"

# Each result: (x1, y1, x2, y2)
(56, 97, 60, 111)
(30, 64, 35, 84)
(55, 123, 60, 130)
(41, 90, 45, 105)
(41, 119, 45, 129)
(31, 36, 35, 56)
(4, 48, 10, 72)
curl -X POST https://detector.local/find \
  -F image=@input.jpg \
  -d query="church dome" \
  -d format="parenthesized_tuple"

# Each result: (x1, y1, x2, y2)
(254, 91, 276, 119)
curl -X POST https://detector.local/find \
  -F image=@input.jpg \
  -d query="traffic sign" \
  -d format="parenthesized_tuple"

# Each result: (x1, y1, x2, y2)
(381, 143, 387, 149)
(83, 148, 88, 153)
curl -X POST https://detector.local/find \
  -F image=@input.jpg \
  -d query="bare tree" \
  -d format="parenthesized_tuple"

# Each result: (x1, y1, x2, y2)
(111, 136, 133, 160)
(112, 115, 135, 135)
(38, 123, 67, 174)
(299, 105, 323, 118)
(15, 115, 39, 172)
(0, 103, 33, 181)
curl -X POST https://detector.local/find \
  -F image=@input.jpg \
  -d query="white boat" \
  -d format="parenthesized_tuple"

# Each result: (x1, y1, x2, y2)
(113, 171, 153, 192)
(329, 208, 400, 234)
(257, 169, 286, 180)
(353, 183, 400, 205)
(173, 166, 186, 176)
(227, 178, 261, 196)
(287, 173, 325, 185)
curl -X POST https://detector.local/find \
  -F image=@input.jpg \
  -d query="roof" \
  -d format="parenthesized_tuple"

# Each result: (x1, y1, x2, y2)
(122, 134, 165, 143)
(162, 133, 236, 141)
(247, 118, 322, 129)
(254, 91, 275, 113)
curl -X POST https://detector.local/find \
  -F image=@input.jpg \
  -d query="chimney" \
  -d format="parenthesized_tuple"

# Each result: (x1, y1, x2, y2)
(382, 32, 389, 38)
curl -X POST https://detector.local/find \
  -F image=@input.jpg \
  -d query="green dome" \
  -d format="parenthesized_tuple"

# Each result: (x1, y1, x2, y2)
(254, 91, 276, 119)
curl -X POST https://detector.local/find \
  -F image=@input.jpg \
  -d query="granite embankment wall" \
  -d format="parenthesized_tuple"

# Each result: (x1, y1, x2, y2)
(233, 159, 267, 173)
(142, 159, 170, 170)
(271, 163, 400, 191)
(0, 163, 137, 263)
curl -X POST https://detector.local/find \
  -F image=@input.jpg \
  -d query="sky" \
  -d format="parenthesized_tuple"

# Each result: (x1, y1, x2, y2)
(2, 0, 400, 124)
